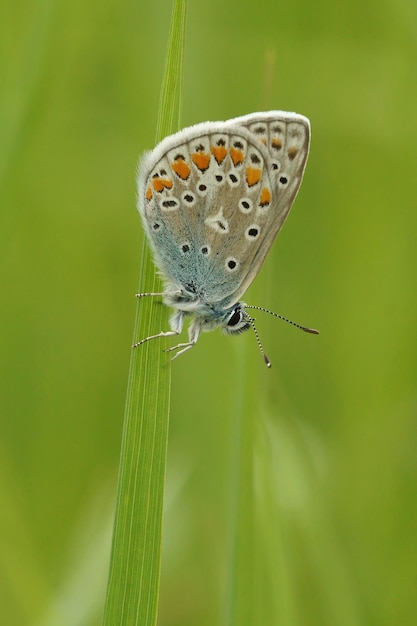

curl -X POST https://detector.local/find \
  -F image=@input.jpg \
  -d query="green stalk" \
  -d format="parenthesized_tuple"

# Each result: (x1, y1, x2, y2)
(102, 1, 187, 624)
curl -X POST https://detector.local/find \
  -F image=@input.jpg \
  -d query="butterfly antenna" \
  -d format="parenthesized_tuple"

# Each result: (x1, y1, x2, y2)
(245, 305, 320, 335)
(248, 316, 271, 368)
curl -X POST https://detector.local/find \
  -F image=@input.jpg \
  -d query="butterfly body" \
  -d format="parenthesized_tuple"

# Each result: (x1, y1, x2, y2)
(135, 111, 314, 362)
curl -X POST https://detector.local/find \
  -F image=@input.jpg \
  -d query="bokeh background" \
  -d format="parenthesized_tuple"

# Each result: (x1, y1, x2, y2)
(2, 0, 417, 624)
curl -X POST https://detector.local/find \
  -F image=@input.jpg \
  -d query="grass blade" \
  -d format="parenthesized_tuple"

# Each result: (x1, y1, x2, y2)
(102, 1, 187, 624)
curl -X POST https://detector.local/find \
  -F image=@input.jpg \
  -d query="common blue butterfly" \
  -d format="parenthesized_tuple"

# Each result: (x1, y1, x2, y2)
(134, 111, 318, 366)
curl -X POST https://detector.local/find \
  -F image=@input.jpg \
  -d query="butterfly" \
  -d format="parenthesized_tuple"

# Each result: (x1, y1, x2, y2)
(134, 111, 318, 366)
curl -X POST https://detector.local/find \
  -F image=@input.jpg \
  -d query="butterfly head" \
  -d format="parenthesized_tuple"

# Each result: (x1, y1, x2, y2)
(164, 287, 251, 334)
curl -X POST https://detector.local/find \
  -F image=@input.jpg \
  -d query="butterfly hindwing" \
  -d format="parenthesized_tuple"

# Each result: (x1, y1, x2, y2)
(140, 124, 273, 306)
(138, 112, 310, 307)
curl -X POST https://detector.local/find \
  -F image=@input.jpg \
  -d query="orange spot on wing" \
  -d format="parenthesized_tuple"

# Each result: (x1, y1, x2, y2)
(246, 166, 262, 187)
(171, 158, 191, 179)
(271, 138, 282, 150)
(145, 186, 153, 200)
(287, 146, 298, 160)
(259, 188, 271, 206)
(152, 177, 173, 192)
(230, 147, 244, 166)
(211, 145, 227, 164)
(191, 152, 210, 171)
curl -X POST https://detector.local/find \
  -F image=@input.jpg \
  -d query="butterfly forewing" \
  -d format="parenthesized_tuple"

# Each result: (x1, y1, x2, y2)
(228, 112, 310, 225)
(139, 112, 310, 308)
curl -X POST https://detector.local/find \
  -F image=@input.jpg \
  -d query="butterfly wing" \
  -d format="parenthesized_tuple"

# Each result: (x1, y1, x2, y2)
(227, 111, 310, 227)
(223, 111, 310, 299)
(138, 112, 310, 309)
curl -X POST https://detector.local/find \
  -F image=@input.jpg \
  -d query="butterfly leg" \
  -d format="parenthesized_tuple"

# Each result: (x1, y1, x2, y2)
(135, 291, 166, 298)
(164, 317, 201, 361)
(135, 289, 182, 299)
(132, 310, 184, 349)
(132, 330, 180, 348)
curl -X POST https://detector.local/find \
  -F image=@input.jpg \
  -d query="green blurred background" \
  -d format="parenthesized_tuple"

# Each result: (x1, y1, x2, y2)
(1, 0, 417, 624)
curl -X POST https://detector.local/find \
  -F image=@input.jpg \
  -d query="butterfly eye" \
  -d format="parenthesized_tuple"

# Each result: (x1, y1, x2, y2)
(227, 309, 242, 327)
(224, 307, 251, 335)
